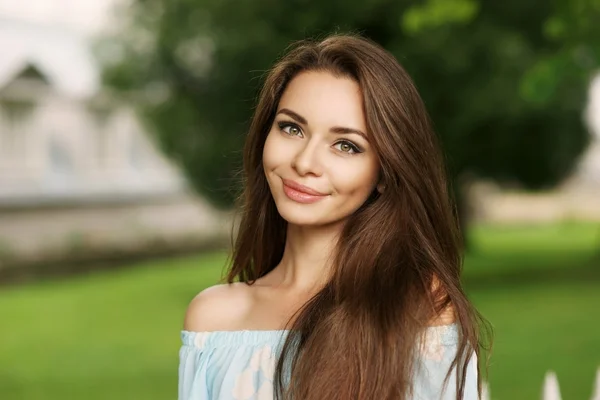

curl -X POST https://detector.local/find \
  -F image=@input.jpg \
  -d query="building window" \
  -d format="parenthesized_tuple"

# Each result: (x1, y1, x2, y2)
(128, 134, 148, 171)
(0, 100, 35, 160)
(46, 136, 75, 189)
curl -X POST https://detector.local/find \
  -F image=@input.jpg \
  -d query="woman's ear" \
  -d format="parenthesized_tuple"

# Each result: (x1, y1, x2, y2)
(376, 182, 386, 194)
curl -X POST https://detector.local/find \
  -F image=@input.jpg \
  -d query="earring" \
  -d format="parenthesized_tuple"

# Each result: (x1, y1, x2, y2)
(377, 183, 386, 194)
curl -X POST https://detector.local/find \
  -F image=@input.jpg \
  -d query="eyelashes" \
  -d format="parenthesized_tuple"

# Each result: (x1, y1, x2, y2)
(333, 141, 361, 154)
(276, 121, 364, 155)
(278, 121, 303, 137)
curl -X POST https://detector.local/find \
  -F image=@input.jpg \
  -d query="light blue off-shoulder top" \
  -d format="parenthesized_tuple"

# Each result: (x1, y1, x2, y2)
(178, 324, 478, 400)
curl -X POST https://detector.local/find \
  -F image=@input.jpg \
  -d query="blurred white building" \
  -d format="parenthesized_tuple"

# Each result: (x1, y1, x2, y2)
(0, 17, 186, 206)
(0, 10, 227, 266)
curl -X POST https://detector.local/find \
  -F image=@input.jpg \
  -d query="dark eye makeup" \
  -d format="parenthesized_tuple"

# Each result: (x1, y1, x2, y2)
(277, 121, 302, 136)
(276, 120, 364, 155)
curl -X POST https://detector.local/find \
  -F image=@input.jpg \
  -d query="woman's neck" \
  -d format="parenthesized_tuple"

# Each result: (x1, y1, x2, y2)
(264, 222, 342, 293)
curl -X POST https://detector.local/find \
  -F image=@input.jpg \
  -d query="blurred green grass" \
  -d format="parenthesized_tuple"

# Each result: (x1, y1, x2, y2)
(0, 222, 598, 400)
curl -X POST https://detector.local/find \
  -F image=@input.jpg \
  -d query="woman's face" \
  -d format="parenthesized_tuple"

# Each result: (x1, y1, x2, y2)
(263, 71, 380, 227)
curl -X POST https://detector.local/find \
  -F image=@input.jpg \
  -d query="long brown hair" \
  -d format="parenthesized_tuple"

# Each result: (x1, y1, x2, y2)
(228, 33, 489, 399)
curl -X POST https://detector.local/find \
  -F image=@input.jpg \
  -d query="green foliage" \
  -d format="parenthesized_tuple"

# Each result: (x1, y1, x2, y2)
(402, 0, 480, 35)
(102, 0, 600, 207)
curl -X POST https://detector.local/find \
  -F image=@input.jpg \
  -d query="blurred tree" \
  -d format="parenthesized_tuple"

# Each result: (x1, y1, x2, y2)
(102, 0, 599, 218)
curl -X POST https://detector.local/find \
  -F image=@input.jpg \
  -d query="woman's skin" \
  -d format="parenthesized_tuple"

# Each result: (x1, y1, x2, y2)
(184, 71, 453, 333)
(260, 71, 380, 290)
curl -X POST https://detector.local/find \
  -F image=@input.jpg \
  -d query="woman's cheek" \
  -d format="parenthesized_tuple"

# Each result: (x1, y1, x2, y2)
(262, 131, 280, 170)
(331, 161, 378, 196)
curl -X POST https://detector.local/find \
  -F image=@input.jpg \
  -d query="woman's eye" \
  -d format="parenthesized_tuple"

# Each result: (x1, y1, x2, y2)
(278, 122, 303, 137)
(334, 140, 361, 154)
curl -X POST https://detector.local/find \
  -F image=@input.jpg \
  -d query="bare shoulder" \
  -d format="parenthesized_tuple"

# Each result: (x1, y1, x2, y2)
(183, 283, 253, 332)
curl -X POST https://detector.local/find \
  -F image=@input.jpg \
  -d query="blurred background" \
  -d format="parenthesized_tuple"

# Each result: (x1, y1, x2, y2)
(0, 0, 599, 399)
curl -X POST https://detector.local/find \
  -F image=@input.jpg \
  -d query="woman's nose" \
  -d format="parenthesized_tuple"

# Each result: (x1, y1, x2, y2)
(291, 140, 323, 177)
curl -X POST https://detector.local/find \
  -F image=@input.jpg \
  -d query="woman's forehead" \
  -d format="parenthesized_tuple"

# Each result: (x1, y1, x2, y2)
(277, 71, 367, 133)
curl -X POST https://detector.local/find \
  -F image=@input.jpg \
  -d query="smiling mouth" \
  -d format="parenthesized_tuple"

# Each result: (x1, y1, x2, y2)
(281, 179, 328, 204)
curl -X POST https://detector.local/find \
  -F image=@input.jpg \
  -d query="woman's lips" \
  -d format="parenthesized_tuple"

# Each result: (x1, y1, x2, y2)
(282, 179, 328, 204)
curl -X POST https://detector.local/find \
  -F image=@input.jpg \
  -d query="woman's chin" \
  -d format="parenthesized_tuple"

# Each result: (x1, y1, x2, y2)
(275, 205, 324, 226)
(278, 212, 324, 227)
(276, 206, 347, 228)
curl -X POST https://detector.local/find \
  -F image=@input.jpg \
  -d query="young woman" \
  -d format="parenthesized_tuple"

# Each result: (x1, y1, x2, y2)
(179, 34, 488, 400)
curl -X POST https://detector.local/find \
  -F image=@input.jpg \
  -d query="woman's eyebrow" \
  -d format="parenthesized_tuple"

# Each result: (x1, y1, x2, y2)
(330, 126, 368, 141)
(277, 108, 307, 124)
(277, 107, 368, 141)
